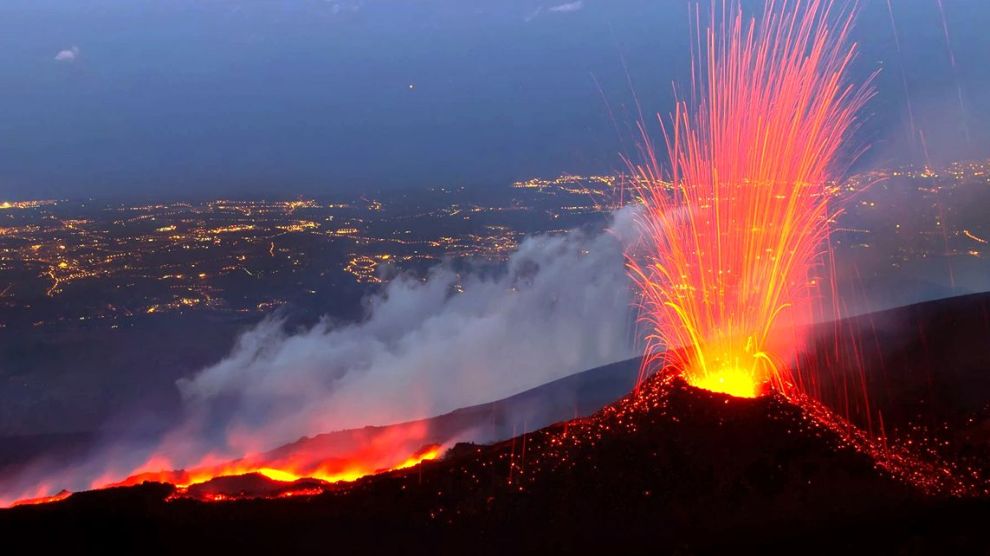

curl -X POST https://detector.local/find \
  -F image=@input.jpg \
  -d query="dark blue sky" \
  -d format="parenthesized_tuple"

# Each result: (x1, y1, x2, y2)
(0, 0, 988, 199)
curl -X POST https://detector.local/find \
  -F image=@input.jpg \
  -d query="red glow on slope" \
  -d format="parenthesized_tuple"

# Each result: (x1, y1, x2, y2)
(5, 422, 444, 507)
(10, 489, 71, 507)
(109, 443, 442, 492)
(105, 422, 445, 500)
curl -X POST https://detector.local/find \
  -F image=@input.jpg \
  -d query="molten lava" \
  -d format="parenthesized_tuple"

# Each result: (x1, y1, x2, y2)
(105, 440, 444, 503)
(3, 422, 444, 507)
(627, 0, 874, 399)
(688, 364, 763, 399)
(111, 443, 442, 494)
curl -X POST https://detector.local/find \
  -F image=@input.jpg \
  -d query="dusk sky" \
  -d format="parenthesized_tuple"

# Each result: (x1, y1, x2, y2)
(0, 0, 988, 199)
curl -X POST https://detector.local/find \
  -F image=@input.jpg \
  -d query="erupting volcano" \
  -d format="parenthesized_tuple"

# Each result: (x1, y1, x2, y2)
(0, 0, 929, 511)
(4, 0, 990, 552)
(627, 0, 873, 399)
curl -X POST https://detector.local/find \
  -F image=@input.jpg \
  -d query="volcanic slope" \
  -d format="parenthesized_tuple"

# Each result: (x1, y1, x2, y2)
(4, 294, 990, 553)
(2, 376, 987, 552)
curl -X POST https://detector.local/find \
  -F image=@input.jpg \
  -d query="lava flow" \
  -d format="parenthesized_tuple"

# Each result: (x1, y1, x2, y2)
(4, 423, 444, 507)
(626, 0, 874, 399)
(109, 443, 443, 502)
(9, 490, 71, 508)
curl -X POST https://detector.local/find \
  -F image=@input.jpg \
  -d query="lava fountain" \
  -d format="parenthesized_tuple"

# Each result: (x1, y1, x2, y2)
(627, 0, 874, 398)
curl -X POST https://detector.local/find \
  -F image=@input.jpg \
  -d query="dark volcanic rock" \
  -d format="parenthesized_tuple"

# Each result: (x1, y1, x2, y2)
(1, 374, 988, 554)
(3, 294, 990, 554)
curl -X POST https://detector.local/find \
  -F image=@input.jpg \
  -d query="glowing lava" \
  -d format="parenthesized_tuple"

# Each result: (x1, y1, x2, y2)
(627, 0, 873, 399)
(112, 443, 442, 493)
(10, 490, 71, 507)
(688, 364, 763, 399)
(3, 425, 444, 507)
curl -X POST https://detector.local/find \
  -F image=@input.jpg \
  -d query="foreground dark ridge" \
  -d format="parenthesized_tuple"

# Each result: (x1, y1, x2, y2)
(3, 292, 990, 553)
(4, 291, 989, 506)
(3, 374, 989, 553)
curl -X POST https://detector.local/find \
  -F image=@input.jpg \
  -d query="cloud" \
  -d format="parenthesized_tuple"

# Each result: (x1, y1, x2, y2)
(548, 1, 584, 13)
(328, 1, 361, 15)
(526, 1, 583, 22)
(54, 46, 80, 63)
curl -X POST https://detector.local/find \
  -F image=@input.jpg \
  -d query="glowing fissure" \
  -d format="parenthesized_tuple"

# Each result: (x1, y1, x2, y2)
(627, 0, 873, 399)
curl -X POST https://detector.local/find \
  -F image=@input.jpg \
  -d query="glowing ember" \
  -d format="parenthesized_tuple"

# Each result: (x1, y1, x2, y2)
(627, 0, 873, 399)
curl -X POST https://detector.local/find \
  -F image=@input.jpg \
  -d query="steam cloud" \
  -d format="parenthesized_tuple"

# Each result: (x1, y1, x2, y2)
(174, 207, 638, 457)
(0, 209, 638, 503)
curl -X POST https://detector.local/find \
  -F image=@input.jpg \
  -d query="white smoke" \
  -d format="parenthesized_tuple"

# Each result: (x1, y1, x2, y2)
(0, 208, 639, 504)
(173, 207, 639, 456)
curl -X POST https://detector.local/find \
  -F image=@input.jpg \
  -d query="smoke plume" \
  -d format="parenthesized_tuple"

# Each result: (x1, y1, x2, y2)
(0, 209, 637, 504)
(173, 207, 638, 457)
